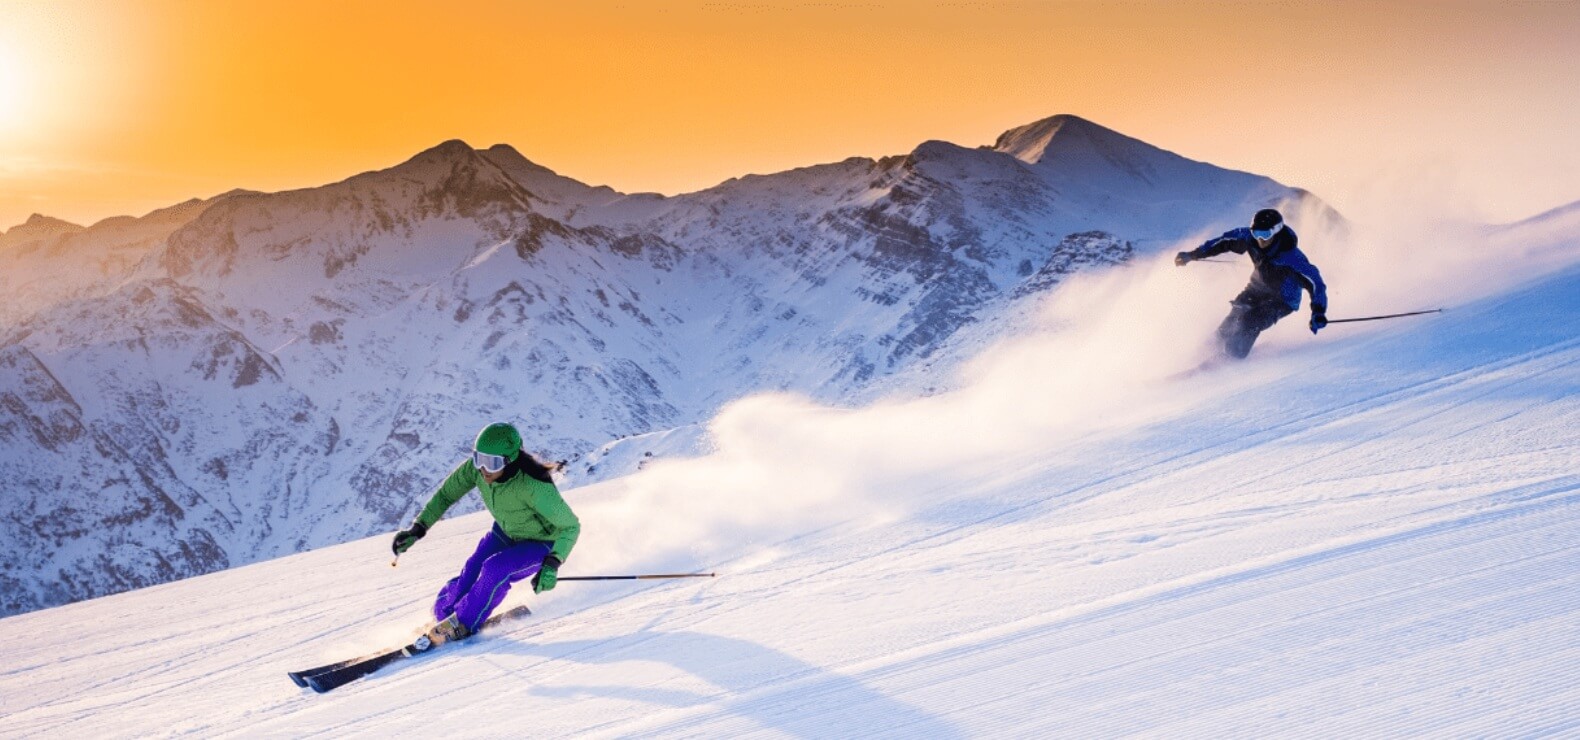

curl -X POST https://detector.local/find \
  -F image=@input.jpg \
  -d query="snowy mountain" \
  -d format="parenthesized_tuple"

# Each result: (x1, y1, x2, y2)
(2, 115, 1324, 616)
(0, 209, 1574, 735)
(0, 194, 249, 326)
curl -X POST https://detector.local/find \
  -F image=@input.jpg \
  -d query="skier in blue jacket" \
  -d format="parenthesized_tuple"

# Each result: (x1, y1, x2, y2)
(1176, 208, 1328, 359)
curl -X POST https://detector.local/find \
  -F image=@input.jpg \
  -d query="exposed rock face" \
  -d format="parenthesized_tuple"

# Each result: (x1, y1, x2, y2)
(0, 115, 1325, 616)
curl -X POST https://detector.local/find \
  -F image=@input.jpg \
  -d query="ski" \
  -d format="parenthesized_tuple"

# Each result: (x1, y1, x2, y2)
(289, 604, 531, 691)
(303, 642, 424, 693)
(287, 649, 381, 688)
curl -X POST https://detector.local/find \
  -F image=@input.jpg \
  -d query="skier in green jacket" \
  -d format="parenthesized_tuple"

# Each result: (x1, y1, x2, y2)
(390, 422, 580, 644)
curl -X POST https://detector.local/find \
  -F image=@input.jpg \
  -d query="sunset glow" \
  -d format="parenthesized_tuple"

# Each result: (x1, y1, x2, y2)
(0, 41, 32, 133)
(1, 0, 1578, 230)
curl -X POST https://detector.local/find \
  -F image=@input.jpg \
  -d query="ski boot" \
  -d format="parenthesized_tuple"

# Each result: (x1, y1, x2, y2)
(424, 613, 472, 647)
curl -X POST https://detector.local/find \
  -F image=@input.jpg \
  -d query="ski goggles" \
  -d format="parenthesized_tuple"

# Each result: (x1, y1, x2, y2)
(1251, 222, 1283, 241)
(471, 450, 510, 473)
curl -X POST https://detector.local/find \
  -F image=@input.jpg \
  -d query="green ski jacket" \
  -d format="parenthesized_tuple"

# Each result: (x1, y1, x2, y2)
(416, 461, 581, 562)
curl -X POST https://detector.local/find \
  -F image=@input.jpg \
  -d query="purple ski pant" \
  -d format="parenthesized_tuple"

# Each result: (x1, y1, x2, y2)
(433, 523, 552, 631)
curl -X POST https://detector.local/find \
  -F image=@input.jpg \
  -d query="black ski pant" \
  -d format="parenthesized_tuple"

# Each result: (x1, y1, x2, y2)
(1215, 288, 1293, 359)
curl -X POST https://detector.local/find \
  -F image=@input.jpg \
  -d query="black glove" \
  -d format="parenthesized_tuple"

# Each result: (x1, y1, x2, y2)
(1174, 252, 1193, 267)
(391, 520, 427, 556)
(1309, 305, 1328, 335)
(532, 554, 562, 594)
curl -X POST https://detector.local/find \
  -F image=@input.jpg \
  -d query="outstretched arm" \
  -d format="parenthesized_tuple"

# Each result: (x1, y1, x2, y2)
(416, 461, 479, 529)
(1177, 229, 1250, 265)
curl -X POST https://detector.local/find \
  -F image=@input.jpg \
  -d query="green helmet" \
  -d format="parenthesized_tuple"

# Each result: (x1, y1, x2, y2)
(475, 422, 522, 462)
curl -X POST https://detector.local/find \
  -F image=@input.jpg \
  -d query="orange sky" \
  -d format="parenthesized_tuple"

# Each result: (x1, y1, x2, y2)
(2, 0, 1578, 231)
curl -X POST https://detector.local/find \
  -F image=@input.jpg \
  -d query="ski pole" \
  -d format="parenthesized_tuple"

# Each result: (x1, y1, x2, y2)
(389, 556, 715, 581)
(1326, 308, 1443, 325)
(559, 572, 717, 581)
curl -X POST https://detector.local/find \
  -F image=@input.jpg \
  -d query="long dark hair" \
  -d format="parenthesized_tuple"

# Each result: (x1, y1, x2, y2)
(503, 449, 557, 484)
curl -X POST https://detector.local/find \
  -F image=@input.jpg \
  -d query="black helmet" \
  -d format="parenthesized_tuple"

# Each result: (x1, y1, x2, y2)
(1251, 209, 1283, 231)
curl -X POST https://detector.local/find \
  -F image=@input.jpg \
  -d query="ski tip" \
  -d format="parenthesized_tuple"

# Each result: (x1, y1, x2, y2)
(287, 672, 308, 688)
(305, 671, 355, 693)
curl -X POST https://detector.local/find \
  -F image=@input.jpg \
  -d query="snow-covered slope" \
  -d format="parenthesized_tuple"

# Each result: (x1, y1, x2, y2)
(0, 115, 1319, 616)
(1, 213, 1576, 735)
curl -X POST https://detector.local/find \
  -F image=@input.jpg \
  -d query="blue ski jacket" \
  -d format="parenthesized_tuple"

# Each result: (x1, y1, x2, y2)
(1187, 226, 1327, 311)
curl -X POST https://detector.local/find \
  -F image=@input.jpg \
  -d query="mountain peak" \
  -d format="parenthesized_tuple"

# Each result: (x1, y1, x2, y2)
(430, 139, 475, 157)
(395, 139, 482, 170)
(992, 114, 1114, 165)
(479, 142, 547, 173)
(484, 143, 523, 158)
(3, 213, 85, 240)
(985, 113, 1245, 193)
(476, 143, 619, 207)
